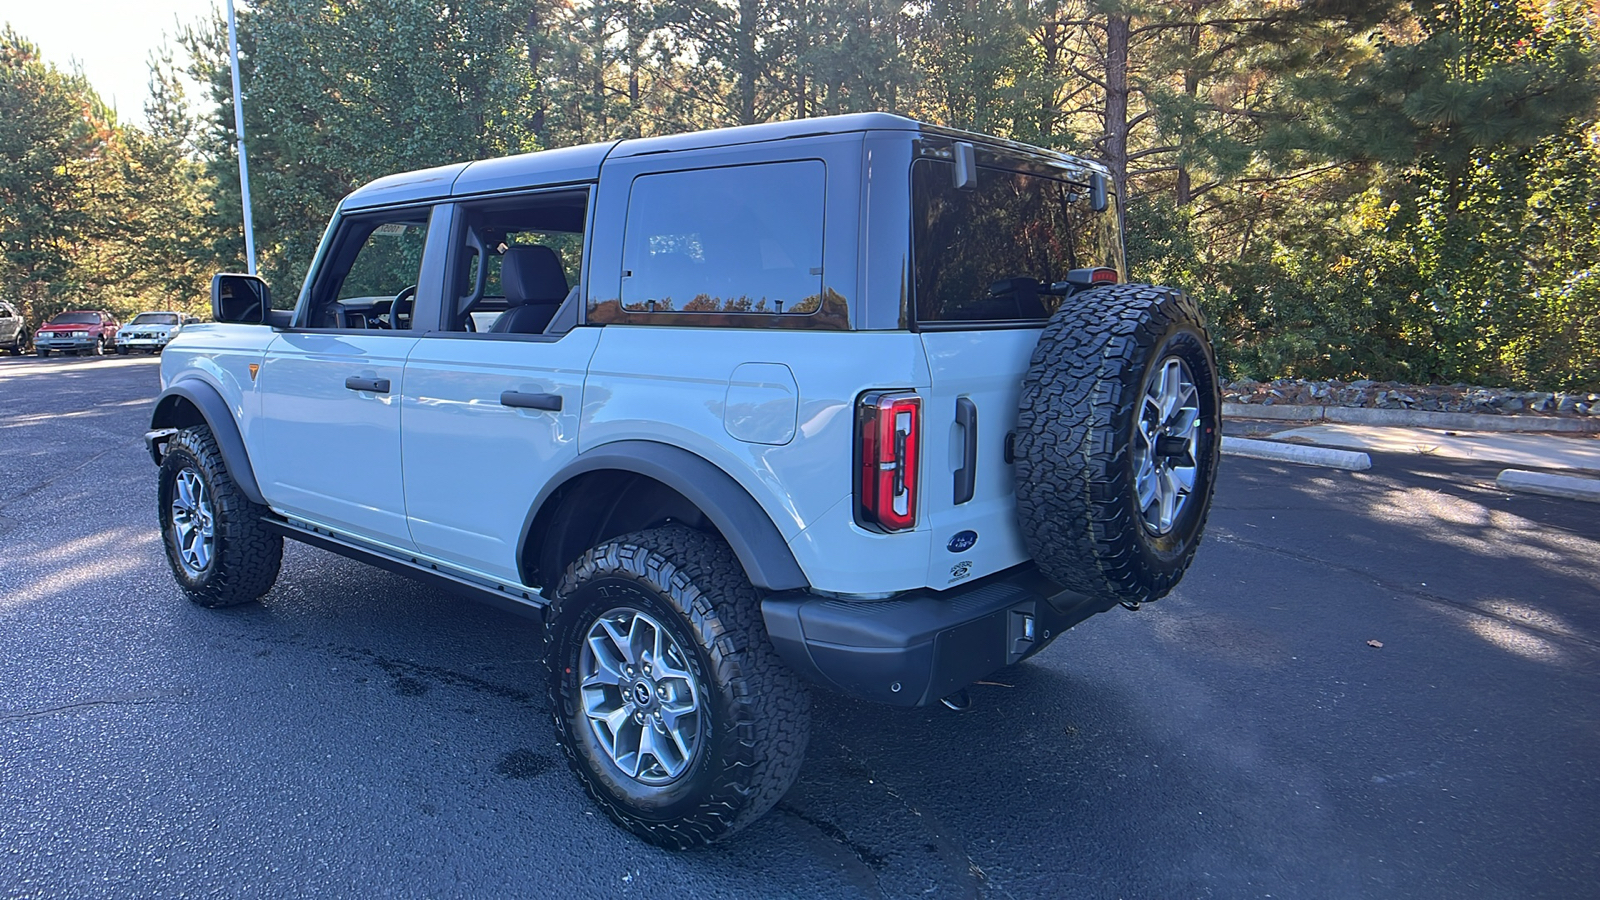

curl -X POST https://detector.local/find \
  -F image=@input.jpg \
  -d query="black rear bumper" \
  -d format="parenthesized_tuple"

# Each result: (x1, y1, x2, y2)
(761, 566, 1117, 707)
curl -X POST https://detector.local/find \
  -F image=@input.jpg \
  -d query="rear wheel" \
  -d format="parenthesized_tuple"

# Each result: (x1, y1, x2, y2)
(546, 526, 810, 848)
(7, 332, 24, 356)
(158, 425, 283, 607)
(1014, 283, 1221, 606)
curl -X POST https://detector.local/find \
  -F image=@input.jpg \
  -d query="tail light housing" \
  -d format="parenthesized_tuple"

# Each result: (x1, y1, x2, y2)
(855, 391, 921, 533)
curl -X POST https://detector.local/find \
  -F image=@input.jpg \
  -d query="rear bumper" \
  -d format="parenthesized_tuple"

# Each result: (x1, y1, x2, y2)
(761, 566, 1118, 707)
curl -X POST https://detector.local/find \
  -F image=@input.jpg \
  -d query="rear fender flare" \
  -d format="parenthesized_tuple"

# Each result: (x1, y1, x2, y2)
(149, 379, 265, 506)
(522, 441, 808, 593)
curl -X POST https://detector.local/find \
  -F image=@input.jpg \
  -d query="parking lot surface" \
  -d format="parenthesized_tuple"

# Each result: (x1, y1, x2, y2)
(2, 354, 1597, 899)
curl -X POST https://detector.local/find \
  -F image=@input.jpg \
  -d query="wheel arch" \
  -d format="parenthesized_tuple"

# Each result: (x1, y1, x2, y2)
(150, 380, 266, 506)
(520, 441, 809, 594)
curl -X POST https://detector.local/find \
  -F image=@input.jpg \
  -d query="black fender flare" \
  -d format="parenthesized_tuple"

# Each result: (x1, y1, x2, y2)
(523, 441, 809, 593)
(149, 379, 266, 506)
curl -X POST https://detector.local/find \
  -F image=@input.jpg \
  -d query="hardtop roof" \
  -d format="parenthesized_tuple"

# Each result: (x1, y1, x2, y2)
(341, 113, 1102, 211)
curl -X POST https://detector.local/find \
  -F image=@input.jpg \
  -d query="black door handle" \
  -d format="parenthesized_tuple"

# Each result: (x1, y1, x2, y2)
(954, 397, 978, 504)
(345, 376, 390, 393)
(500, 390, 562, 412)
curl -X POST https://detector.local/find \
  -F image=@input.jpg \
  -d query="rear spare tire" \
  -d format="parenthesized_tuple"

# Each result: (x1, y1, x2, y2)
(1014, 283, 1221, 606)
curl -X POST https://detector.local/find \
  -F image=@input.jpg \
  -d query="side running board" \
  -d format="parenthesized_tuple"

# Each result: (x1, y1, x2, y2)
(260, 517, 548, 621)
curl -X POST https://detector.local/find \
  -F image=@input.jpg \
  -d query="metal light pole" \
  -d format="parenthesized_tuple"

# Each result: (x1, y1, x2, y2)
(225, 0, 258, 275)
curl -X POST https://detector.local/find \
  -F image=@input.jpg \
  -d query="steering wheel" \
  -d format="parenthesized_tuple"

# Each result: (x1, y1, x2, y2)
(391, 285, 416, 330)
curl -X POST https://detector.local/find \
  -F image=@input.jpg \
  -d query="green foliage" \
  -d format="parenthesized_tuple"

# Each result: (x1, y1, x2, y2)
(0, 29, 217, 327)
(4, 1, 1595, 389)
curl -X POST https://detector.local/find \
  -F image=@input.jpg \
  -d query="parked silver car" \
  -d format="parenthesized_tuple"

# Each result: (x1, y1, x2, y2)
(0, 301, 27, 356)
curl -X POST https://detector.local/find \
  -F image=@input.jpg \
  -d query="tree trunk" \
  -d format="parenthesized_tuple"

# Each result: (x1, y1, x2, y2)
(1176, 14, 1199, 206)
(736, 0, 759, 124)
(1104, 13, 1132, 213)
(525, 9, 546, 146)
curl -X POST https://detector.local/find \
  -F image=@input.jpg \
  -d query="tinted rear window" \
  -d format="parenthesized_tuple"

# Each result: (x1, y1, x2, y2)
(912, 159, 1119, 323)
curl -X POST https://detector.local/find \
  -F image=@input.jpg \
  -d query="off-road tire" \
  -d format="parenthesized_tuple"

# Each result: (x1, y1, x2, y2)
(546, 525, 810, 848)
(1014, 283, 1221, 605)
(158, 425, 283, 607)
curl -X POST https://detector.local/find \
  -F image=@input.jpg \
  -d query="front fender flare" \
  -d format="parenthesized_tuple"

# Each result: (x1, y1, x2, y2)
(525, 441, 809, 593)
(149, 379, 266, 506)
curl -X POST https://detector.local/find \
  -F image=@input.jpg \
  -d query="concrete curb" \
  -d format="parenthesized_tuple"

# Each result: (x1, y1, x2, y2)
(1223, 402, 1600, 434)
(1495, 469, 1600, 503)
(1221, 436, 1372, 470)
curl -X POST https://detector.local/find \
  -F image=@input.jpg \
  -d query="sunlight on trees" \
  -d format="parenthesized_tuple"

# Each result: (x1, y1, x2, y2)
(2, 2, 1595, 388)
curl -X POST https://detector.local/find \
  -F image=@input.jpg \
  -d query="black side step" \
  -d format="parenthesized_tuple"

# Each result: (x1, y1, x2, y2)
(261, 517, 547, 622)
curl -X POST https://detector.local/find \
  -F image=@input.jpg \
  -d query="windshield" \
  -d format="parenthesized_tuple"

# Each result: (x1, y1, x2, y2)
(130, 313, 179, 326)
(912, 159, 1121, 323)
(49, 313, 99, 325)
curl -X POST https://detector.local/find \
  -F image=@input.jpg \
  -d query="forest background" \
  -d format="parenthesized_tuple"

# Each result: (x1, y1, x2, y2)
(2, 0, 1597, 390)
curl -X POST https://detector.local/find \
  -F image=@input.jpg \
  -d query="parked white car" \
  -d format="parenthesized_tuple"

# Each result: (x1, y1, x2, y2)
(116, 312, 198, 354)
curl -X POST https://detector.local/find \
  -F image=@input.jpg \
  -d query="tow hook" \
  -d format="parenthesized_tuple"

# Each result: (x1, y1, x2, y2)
(939, 688, 972, 711)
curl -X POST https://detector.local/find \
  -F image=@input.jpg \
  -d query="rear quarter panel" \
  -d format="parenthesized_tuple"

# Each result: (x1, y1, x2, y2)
(581, 327, 937, 595)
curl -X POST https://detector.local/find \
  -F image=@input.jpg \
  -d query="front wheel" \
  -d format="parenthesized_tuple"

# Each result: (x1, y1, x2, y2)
(158, 425, 284, 607)
(546, 526, 810, 848)
(35, 347, 49, 358)
(116, 345, 128, 355)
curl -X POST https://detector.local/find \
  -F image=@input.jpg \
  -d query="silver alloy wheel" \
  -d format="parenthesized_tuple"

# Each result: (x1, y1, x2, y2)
(170, 468, 216, 575)
(1133, 356, 1202, 535)
(579, 607, 703, 786)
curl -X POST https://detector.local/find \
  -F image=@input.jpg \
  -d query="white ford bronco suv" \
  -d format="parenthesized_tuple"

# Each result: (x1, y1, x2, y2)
(145, 113, 1221, 847)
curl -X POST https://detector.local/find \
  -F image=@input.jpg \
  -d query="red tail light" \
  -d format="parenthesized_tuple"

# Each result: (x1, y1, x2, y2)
(856, 391, 921, 532)
(1090, 267, 1119, 285)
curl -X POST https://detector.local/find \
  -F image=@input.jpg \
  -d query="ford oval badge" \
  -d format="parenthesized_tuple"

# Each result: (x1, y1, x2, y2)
(947, 530, 978, 553)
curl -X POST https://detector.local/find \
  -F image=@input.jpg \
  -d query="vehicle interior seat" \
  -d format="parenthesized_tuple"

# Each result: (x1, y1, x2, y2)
(490, 245, 568, 334)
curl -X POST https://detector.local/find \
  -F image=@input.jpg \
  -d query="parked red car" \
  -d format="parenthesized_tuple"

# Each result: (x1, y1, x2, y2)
(34, 310, 120, 357)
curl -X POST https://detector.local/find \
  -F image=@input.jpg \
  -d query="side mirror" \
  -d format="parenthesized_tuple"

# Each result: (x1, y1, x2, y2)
(211, 273, 271, 324)
(1089, 171, 1109, 212)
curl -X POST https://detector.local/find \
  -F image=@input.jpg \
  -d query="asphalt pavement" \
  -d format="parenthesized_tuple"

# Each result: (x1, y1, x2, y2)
(2, 354, 1597, 899)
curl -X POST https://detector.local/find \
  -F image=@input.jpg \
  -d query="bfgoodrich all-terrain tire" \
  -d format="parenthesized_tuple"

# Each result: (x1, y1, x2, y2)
(158, 425, 283, 607)
(546, 525, 810, 848)
(1014, 283, 1221, 606)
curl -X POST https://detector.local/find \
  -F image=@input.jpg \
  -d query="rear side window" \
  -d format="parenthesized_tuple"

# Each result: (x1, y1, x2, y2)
(912, 159, 1120, 324)
(614, 161, 827, 319)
